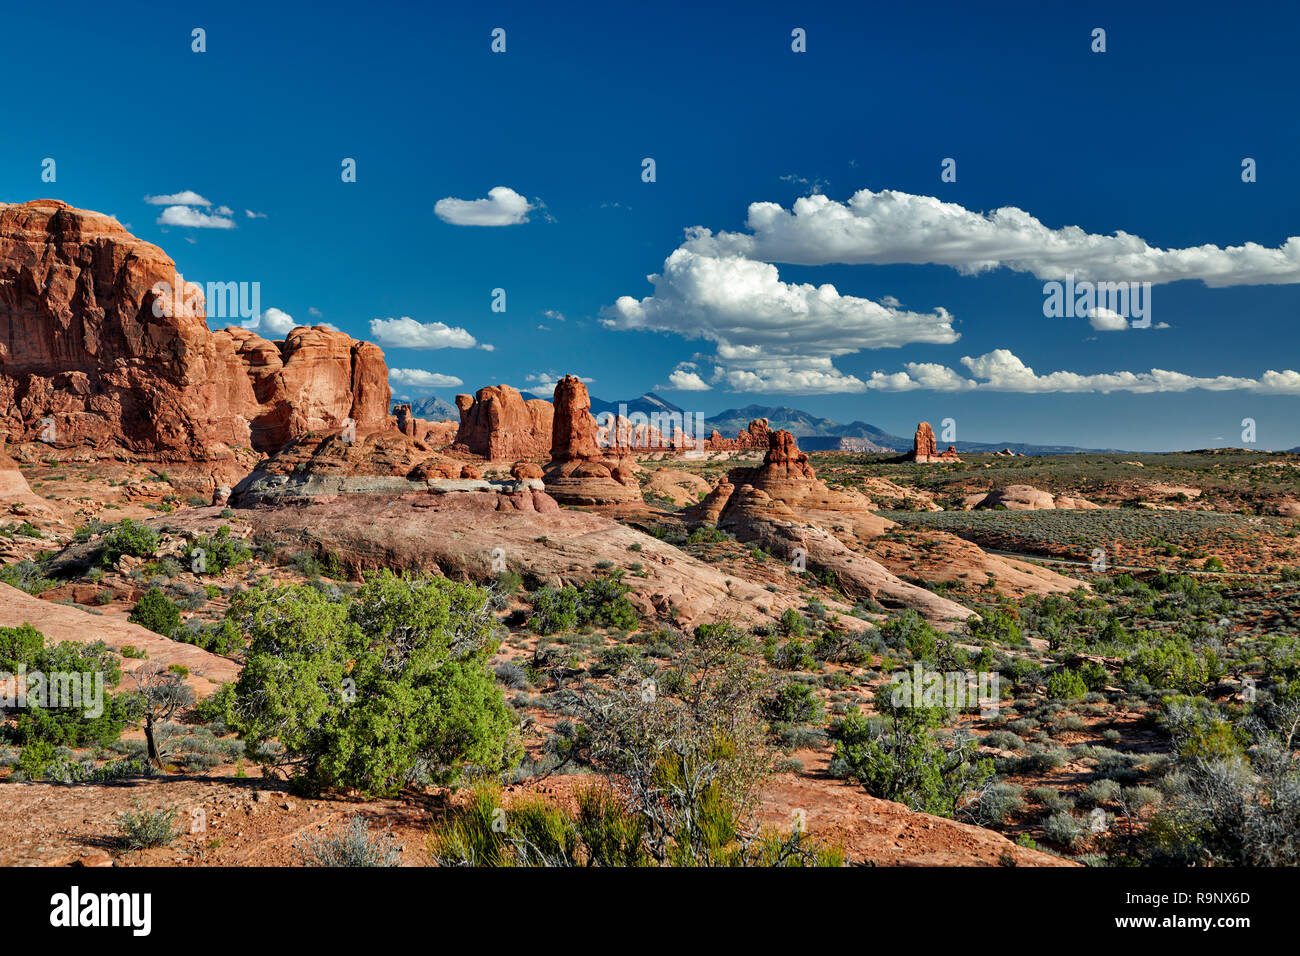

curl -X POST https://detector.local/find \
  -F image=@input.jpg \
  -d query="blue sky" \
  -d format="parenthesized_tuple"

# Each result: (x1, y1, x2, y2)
(4, 0, 1299, 450)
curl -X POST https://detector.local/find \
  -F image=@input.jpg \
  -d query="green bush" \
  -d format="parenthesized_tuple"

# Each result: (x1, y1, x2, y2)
(1045, 668, 1089, 700)
(117, 802, 179, 850)
(528, 572, 638, 634)
(829, 707, 992, 818)
(129, 588, 181, 637)
(230, 570, 518, 797)
(181, 525, 251, 574)
(99, 519, 159, 566)
(778, 608, 806, 638)
(762, 682, 824, 725)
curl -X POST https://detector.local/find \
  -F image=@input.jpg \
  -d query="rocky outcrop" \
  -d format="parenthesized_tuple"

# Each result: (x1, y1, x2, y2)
(452, 385, 553, 460)
(543, 375, 641, 505)
(905, 422, 962, 463)
(704, 418, 773, 452)
(0, 200, 389, 457)
(965, 485, 1101, 511)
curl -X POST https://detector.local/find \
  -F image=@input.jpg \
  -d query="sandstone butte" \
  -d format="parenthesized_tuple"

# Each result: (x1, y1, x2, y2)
(0, 199, 389, 459)
(451, 385, 553, 460)
(542, 374, 641, 505)
(905, 421, 962, 463)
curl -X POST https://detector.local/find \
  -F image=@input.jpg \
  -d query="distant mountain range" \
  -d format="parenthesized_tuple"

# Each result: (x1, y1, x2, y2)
(402, 395, 459, 421)
(394, 392, 1127, 454)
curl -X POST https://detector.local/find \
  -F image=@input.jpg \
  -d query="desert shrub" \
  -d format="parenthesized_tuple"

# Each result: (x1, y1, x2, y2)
(229, 570, 518, 797)
(557, 620, 839, 865)
(981, 730, 1025, 751)
(181, 525, 251, 574)
(967, 609, 1022, 646)
(494, 662, 530, 689)
(528, 572, 638, 634)
(1131, 698, 1300, 865)
(1, 627, 131, 748)
(1081, 778, 1121, 806)
(1045, 668, 1090, 701)
(777, 608, 806, 638)
(176, 617, 245, 656)
(880, 610, 941, 663)
(297, 814, 401, 866)
(1043, 811, 1087, 848)
(810, 631, 871, 665)
(0, 558, 57, 595)
(99, 519, 159, 566)
(771, 638, 815, 671)
(117, 802, 179, 850)
(128, 587, 181, 637)
(978, 782, 1025, 826)
(762, 682, 824, 725)
(829, 703, 992, 819)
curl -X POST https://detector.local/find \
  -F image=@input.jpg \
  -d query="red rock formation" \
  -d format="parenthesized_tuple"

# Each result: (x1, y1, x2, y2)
(452, 384, 553, 460)
(549, 375, 602, 462)
(544, 375, 640, 505)
(0, 200, 389, 457)
(704, 418, 772, 452)
(905, 422, 962, 463)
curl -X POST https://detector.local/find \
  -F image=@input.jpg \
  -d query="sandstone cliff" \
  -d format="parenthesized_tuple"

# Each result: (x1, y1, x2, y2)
(0, 200, 389, 458)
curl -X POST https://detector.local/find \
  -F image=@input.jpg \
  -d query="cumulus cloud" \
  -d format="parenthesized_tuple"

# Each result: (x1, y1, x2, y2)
(857, 348, 1300, 394)
(144, 191, 210, 206)
(245, 209, 268, 219)
(685, 189, 1300, 287)
(389, 368, 464, 390)
(258, 307, 298, 336)
(368, 317, 480, 350)
(667, 366, 710, 391)
(601, 247, 958, 393)
(434, 187, 534, 226)
(156, 205, 235, 229)
(1088, 307, 1129, 331)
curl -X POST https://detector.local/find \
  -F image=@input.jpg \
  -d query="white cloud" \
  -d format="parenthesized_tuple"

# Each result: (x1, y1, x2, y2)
(667, 367, 710, 391)
(434, 186, 534, 226)
(1088, 307, 1129, 331)
(144, 191, 210, 206)
(214, 205, 233, 217)
(389, 368, 464, 390)
(686, 189, 1300, 287)
(245, 209, 268, 219)
(156, 205, 235, 229)
(258, 308, 298, 336)
(368, 317, 480, 350)
(543, 309, 566, 322)
(601, 247, 957, 393)
(856, 348, 1300, 394)
(307, 306, 322, 317)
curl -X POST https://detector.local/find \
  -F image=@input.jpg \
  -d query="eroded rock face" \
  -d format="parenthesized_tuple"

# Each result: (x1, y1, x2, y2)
(452, 384, 553, 460)
(704, 418, 772, 452)
(906, 422, 962, 463)
(544, 375, 640, 505)
(0, 200, 389, 457)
